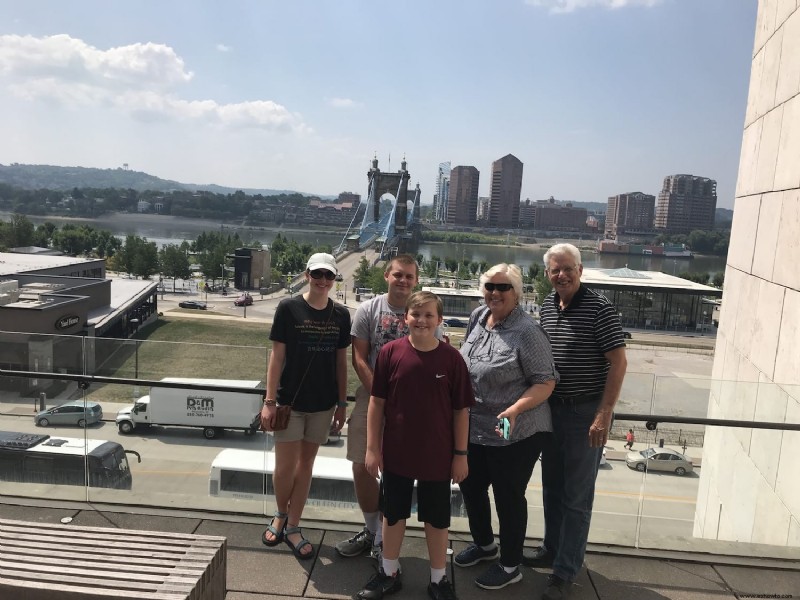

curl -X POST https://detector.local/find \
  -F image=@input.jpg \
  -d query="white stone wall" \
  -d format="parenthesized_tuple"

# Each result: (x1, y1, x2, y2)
(694, 0, 800, 547)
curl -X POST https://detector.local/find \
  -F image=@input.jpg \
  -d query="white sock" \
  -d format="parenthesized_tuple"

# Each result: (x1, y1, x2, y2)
(481, 542, 498, 551)
(382, 557, 400, 576)
(364, 511, 381, 536)
(503, 564, 517, 573)
(430, 567, 446, 584)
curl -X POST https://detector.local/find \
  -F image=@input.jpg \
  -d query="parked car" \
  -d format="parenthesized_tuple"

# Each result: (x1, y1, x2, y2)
(622, 331, 632, 339)
(444, 318, 469, 328)
(35, 401, 103, 428)
(178, 300, 207, 310)
(233, 293, 253, 306)
(625, 447, 693, 476)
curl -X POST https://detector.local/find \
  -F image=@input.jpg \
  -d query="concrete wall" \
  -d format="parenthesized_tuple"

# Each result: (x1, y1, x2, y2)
(694, 0, 800, 547)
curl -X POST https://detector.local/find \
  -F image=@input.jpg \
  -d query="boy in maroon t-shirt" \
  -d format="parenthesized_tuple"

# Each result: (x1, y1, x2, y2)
(356, 291, 475, 600)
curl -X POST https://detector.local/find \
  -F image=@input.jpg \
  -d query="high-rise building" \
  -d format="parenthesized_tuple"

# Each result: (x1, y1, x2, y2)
(446, 166, 479, 227)
(654, 175, 717, 234)
(433, 162, 450, 223)
(488, 154, 523, 228)
(606, 192, 656, 238)
(476, 196, 490, 223)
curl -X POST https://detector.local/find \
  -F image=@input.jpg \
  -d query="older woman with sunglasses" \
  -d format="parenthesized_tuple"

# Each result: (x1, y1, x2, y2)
(455, 263, 558, 590)
(260, 252, 351, 560)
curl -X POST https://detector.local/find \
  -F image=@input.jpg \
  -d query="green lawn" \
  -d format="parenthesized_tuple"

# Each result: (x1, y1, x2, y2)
(87, 316, 366, 403)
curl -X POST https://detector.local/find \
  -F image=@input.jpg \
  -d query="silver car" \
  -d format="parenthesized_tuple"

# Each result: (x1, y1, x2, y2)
(35, 401, 103, 428)
(625, 447, 693, 476)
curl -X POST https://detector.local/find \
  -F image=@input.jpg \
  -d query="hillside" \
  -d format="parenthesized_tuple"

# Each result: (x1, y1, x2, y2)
(0, 163, 301, 196)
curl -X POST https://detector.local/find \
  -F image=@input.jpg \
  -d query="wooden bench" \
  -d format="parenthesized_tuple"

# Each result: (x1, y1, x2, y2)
(0, 518, 226, 600)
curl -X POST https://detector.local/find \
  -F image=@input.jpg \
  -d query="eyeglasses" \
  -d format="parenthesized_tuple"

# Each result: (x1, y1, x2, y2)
(547, 266, 578, 276)
(309, 269, 336, 281)
(484, 283, 513, 292)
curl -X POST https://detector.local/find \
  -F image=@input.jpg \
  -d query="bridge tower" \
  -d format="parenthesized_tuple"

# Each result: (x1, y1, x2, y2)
(368, 155, 410, 238)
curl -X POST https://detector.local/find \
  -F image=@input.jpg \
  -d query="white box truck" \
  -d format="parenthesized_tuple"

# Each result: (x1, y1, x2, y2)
(116, 378, 264, 439)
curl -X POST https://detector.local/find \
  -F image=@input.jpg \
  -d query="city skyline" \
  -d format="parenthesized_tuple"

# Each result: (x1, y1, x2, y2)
(0, 1, 756, 208)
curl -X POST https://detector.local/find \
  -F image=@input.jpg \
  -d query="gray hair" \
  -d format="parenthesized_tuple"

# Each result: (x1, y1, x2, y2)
(543, 243, 582, 269)
(480, 263, 523, 300)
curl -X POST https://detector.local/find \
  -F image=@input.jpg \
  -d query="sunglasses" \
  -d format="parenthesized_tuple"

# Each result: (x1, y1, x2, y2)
(484, 283, 513, 292)
(309, 269, 336, 281)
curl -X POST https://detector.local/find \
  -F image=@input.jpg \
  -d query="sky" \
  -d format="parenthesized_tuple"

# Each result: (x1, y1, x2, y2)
(0, 0, 757, 208)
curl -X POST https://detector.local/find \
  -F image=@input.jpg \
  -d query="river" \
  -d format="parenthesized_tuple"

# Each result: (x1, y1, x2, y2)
(4, 212, 727, 275)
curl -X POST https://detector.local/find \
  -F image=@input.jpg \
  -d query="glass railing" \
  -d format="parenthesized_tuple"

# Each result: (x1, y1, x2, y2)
(0, 330, 798, 562)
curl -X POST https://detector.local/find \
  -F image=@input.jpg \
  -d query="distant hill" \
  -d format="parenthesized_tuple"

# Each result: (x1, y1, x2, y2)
(0, 163, 318, 197)
(715, 207, 734, 224)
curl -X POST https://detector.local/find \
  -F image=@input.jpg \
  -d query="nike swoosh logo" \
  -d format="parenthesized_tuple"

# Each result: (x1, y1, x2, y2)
(436, 374, 445, 379)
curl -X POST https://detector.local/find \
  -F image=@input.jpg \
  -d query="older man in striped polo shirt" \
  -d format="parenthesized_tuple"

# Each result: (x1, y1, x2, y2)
(524, 243, 627, 600)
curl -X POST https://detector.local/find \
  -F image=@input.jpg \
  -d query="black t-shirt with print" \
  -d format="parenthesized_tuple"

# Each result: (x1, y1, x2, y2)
(270, 296, 351, 413)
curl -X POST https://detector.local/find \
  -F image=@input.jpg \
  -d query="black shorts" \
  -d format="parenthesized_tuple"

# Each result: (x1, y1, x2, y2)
(380, 470, 451, 530)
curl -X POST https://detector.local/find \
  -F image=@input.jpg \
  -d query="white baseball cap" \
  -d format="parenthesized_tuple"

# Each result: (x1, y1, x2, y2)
(306, 252, 338, 275)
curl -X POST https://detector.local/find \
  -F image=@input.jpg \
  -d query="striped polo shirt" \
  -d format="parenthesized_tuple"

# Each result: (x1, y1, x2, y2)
(539, 284, 626, 397)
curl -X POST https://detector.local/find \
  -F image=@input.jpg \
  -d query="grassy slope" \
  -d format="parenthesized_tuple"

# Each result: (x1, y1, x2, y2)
(87, 316, 371, 403)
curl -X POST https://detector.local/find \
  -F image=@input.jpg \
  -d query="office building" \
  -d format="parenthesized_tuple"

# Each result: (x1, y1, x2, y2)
(488, 154, 523, 228)
(655, 175, 717, 233)
(446, 166, 479, 227)
(606, 192, 656, 238)
(519, 199, 536, 228)
(531, 197, 588, 232)
(432, 162, 450, 223)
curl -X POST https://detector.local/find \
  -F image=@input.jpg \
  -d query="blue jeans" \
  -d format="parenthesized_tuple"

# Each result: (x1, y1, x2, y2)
(541, 398, 603, 582)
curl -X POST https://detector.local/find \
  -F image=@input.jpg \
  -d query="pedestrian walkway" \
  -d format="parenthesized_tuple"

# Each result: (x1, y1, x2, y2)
(0, 499, 796, 599)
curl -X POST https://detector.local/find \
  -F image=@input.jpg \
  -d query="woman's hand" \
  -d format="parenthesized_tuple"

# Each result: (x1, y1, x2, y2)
(365, 449, 382, 479)
(260, 403, 276, 431)
(451, 455, 468, 484)
(495, 407, 519, 439)
(332, 405, 347, 433)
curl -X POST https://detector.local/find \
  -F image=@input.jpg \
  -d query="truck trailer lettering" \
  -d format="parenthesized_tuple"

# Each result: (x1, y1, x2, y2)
(186, 395, 215, 418)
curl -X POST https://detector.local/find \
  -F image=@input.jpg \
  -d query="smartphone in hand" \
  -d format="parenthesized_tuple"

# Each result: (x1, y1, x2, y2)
(497, 417, 510, 440)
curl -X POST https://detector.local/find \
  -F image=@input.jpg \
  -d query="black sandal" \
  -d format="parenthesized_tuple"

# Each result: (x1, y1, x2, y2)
(284, 525, 313, 560)
(261, 511, 287, 547)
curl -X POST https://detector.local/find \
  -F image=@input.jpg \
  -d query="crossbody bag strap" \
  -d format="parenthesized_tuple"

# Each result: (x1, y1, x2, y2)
(288, 300, 336, 408)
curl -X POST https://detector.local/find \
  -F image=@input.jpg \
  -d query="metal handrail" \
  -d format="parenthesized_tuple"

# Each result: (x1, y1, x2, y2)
(2, 368, 799, 431)
(0, 368, 265, 396)
(613, 413, 800, 432)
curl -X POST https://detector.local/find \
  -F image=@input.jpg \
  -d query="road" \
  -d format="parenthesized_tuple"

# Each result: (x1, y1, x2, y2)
(0, 411, 698, 547)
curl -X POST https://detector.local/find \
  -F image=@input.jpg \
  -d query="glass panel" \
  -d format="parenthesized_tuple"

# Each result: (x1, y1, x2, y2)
(2, 330, 798, 562)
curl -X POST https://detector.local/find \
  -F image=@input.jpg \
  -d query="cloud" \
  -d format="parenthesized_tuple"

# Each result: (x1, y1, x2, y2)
(216, 43, 232, 53)
(525, 0, 663, 13)
(0, 34, 309, 133)
(327, 97, 363, 109)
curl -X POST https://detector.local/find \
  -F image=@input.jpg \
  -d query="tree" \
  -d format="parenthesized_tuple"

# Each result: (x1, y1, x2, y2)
(354, 256, 372, 289)
(51, 225, 93, 255)
(93, 229, 121, 258)
(534, 274, 553, 304)
(9, 214, 35, 247)
(159, 244, 193, 287)
(117, 235, 159, 278)
(712, 272, 725, 288)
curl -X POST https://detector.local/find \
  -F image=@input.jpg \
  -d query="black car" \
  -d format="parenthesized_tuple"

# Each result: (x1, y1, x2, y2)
(179, 301, 207, 310)
(444, 318, 469, 328)
(622, 331, 632, 339)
